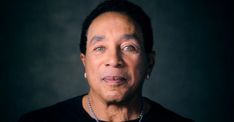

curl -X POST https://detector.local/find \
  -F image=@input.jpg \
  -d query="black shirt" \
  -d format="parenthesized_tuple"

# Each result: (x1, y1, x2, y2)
(19, 95, 193, 122)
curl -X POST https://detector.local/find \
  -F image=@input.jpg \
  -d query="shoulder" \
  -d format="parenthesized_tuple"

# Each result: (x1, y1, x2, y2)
(143, 97, 193, 122)
(18, 95, 89, 122)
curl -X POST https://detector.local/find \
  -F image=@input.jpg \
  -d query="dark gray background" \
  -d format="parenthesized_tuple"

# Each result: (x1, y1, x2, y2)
(2, 0, 233, 122)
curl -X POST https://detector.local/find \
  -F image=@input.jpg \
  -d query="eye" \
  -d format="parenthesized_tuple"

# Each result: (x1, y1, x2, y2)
(93, 46, 105, 52)
(122, 45, 137, 52)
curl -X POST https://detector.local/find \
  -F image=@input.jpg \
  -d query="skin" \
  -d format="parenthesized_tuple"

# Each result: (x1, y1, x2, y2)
(80, 12, 154, 121)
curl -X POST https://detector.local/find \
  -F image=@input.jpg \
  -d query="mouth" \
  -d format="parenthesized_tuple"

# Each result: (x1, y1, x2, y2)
(102, 76, 127, 85)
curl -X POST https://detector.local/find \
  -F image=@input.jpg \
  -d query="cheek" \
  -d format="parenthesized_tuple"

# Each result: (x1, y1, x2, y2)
(127, 55, 147, 80)
(85, 55, 101, 76)
(84, 56, 102, 88)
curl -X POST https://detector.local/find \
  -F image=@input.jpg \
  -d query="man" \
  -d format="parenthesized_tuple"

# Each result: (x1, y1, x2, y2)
(19, 0, 193, 121)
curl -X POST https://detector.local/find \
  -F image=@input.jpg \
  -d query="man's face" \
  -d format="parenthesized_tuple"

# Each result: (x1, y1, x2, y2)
(81, 12, 151, 103)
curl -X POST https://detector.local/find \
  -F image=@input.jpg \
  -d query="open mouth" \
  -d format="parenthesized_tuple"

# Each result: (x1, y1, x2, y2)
(102, 76, 127, 85)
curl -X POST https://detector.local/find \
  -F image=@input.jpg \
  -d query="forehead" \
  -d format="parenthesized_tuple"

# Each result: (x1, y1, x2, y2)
(87, 12, 141, 40)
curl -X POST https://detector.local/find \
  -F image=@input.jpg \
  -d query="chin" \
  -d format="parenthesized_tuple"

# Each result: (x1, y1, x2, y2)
(103, 91, 128, 104)
(104, 97, 123, 105)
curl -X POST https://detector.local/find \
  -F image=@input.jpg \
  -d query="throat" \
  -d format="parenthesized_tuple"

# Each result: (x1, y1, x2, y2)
(86, 94, 144, 122)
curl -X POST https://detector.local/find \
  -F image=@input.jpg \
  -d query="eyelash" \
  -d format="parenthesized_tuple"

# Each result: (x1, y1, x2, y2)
(122, 45, 137, 52)
(93, 46, 105, 52)
(93, 45, 139, 53)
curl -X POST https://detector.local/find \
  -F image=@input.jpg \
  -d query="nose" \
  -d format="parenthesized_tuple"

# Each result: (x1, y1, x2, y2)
(105, 48, 124, 68)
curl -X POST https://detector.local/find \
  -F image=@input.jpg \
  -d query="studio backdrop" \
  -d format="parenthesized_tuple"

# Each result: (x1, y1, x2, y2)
(3, 0, 232, 122)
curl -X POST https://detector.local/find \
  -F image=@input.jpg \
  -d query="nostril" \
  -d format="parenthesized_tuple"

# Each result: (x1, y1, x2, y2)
(105, 57, 124, 67)
(105, 60, 124, 67)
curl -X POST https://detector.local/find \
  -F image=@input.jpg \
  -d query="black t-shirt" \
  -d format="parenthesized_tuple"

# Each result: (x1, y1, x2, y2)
(19, 95, 193, 122)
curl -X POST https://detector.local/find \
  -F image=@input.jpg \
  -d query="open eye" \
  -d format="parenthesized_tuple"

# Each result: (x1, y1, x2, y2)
(122, 45, 137, 52)
(94, 46, 105, 52)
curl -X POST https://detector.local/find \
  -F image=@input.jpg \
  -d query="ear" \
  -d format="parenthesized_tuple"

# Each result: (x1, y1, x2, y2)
(146, 51, 156, 75)
(80, 53, 86, 67)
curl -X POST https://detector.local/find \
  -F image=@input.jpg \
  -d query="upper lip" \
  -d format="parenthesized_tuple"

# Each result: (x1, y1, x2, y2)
(102, 76, 127, 81)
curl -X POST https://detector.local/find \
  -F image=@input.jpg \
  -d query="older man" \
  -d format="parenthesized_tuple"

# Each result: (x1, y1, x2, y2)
(19, 0, 192, 122)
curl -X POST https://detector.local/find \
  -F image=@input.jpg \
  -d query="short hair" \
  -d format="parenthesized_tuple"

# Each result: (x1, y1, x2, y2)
(79, 0, 153, 54)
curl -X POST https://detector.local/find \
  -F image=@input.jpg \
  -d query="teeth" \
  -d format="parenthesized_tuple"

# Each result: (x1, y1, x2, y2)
(113, 76, 118, 80)
(113, 76, 125, 80)
(104, 76, 125, 80)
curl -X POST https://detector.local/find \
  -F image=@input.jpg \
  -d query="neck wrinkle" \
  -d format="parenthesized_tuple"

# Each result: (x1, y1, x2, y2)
(87, 92, 143, 121)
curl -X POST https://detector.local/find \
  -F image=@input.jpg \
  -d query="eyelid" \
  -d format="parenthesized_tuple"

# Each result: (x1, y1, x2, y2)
(121, 44, 139, 52)
(93, 45, 105, 52)
(122, 41, 140, 48)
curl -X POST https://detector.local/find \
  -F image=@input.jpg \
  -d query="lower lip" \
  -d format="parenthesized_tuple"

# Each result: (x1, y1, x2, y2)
(103, 79, 126, 85)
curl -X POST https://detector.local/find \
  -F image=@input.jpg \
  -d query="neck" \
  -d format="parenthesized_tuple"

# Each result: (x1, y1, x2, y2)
(83, 92, 144, 121)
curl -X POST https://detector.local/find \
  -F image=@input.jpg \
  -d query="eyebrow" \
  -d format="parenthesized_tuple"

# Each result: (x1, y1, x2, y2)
(89, 35, 105, 45)
(89, 34, 140, 45)
(120, 34, 139, 41)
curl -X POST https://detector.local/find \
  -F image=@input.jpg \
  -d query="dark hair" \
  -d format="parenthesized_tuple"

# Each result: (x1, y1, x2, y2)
(79, 0, 153, 54)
